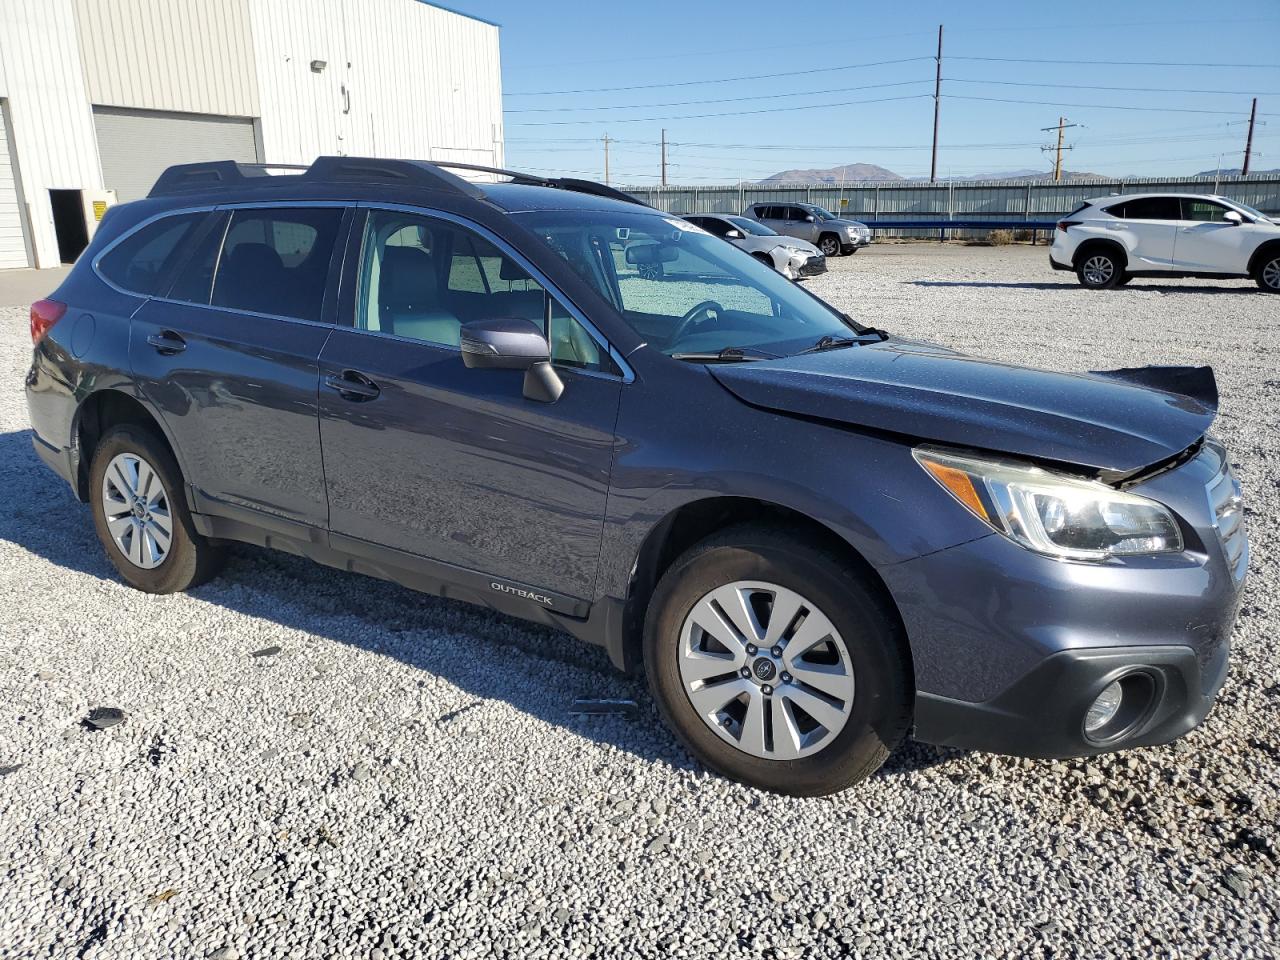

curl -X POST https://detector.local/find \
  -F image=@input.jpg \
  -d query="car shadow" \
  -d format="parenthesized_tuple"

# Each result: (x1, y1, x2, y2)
(0, 427, 956, 784)
(908, 279, 1258, 294)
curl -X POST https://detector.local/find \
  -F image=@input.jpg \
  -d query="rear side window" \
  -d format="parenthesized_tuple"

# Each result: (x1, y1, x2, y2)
(1108, 197, 1181, 220)
(210, 208, 343, 321)
(97, 213, 206, 296)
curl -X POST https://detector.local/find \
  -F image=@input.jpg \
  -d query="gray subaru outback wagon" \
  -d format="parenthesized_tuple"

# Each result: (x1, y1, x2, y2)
(25, 158, 1244, 795)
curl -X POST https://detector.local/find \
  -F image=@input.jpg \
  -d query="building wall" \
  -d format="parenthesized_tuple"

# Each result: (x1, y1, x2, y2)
(73, 0, 260, 119)
(1, 0, 504, 269)
(248, 0, 503, 169)
(0, 0, 104, 268)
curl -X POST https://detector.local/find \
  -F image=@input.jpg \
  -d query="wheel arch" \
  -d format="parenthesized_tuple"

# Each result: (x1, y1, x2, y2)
(1072, 237, 1129, 270)
(618, 495, 912, 683)
(1247, 238, 1280, 276)
(72, 389, 184, 504)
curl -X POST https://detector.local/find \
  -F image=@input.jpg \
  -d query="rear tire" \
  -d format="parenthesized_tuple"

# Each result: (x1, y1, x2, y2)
(1076, 249, 1126, 289)
(89, 424, 226, 593)
(1256, 253, 1280, 293)
(643, 525, 912, 796)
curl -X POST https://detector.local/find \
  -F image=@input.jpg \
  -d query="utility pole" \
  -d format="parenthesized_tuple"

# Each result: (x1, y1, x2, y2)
(1040, 117, 1080, 181)
(930, 25, 943, 184)
(660, 128, 668, 187)
(602, 133, 611, 185)
(1243, 98, 1258, 176)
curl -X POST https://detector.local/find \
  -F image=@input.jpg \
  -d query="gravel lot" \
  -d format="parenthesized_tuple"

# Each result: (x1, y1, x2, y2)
(1, 244, 1277, 959)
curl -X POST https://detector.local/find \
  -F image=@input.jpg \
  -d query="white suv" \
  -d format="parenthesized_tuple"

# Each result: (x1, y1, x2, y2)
(1049, 193, 1280, 293)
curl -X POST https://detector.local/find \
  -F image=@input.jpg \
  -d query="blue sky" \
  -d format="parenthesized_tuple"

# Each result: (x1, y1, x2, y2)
(442, 0, 1279, 184)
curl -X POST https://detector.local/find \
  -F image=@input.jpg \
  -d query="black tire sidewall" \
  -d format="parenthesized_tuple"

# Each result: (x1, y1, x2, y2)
(644, 531, 911, 795)
(89, 424, 216, 593)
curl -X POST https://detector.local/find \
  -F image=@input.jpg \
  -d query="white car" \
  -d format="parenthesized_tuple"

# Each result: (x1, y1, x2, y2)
(1050, 193, 1280, 293)
(682, 214, 827, 280)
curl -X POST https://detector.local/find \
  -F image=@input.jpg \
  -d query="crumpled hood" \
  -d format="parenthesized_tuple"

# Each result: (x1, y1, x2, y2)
(710, 338, 1217, 475)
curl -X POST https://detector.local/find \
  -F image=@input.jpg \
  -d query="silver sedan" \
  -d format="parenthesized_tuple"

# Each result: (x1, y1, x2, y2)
(682, 214, 827, 280)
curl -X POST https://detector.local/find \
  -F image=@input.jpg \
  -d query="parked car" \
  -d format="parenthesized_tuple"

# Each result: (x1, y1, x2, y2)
(1051, 193, 1280, 292)
(27, 157, 1245, 795)
(682, 213, 826, 279)
(743, 202, 871, 256)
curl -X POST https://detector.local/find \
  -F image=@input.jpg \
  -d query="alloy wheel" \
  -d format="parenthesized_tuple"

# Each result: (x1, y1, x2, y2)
(819, 237, 839, 256)
(1264, 257, 1280, 291)
(1082, 255, 1115, 286)
(677, 581, 855, 760)
(100, 452, 173, 569)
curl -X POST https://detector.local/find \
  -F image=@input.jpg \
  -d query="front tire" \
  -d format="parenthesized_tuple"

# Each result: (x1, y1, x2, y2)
(818, 234, 841, 257)
(643, 526, 912, 795)
(1257, 253, 1280, 293)
(89, 424, 226, 593)
(1076, 249, 1126, 289)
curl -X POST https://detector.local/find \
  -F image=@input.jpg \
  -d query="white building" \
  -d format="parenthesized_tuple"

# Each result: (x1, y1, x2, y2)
(0, 0, 504, 269)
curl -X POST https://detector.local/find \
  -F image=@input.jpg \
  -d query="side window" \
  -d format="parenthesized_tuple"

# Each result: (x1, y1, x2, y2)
(357, 209, 612, 373)
(697, 217, 731, 238)
(210, 208, 343, 321)
(782, 206, 804, 222)
(757, 206, 776, 220)
(97, 212, 206, 296)
(1182, 199, 1231, 222)
(1117, 197, 1181, 220)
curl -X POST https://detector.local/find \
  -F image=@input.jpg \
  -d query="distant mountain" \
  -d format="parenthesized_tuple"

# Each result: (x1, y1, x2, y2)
(1194, 167, 1280, 177)
(758, 162, 1109, 184)
(759, 163, 902, 183)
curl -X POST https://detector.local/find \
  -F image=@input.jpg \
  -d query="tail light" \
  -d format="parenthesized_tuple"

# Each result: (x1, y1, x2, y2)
(1057, 220, 1080, 233)
(30, 299, 67, 345)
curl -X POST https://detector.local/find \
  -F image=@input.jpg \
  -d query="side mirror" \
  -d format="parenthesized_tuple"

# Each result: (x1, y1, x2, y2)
(1223, 210, 1244, 225)
(804, 214, 817, 223)
(725, 229, 743, 240)
(459, 317, 563, 403)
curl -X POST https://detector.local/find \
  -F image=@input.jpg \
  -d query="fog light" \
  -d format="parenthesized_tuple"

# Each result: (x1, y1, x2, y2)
(1084, 681, 1124, 733)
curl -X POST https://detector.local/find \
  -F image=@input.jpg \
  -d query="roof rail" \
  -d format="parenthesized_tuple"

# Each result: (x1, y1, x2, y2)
(147, 155, 648, 207)
(433, 161, 650, 207)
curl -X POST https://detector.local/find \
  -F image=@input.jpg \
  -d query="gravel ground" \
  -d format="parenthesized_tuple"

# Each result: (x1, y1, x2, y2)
(1, 244, 1277, 959)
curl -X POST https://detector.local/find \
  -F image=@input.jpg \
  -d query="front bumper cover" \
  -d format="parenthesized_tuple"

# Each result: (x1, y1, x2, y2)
(913, 640, 1230, 758)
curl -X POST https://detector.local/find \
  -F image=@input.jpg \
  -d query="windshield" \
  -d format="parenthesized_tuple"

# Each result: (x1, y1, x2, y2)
(727, 216, 778, 236)
(1224, 199, 1269, 220)
(516, 210, 859, 356)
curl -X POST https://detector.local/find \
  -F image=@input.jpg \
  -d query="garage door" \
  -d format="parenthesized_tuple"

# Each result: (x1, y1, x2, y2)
(94, 106, 259, 203)
(0, 101, 29, 270)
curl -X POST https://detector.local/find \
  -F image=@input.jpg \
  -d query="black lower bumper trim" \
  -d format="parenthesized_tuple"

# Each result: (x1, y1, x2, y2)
(912, 641, 1229, 759)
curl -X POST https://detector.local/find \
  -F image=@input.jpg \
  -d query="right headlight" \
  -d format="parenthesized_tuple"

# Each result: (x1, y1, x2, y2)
(913, 446, 1183, 561)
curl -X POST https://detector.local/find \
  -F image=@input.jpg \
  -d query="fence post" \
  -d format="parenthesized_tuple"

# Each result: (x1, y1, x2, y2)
(1025, 182, 1033, 246)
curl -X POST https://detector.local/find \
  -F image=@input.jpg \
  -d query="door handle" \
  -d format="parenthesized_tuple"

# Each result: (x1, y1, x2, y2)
(324, 370, 381, 401)
(146, 331, 186, 355)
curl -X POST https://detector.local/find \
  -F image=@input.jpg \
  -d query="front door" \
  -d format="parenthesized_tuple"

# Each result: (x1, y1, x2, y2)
(317, 207, 623, 604)
(1173, 198, 1256, 272)
(131, 205, 347, 527)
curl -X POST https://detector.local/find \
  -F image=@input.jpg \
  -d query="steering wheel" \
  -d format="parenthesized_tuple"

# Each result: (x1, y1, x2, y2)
(670, 300, 725, 347)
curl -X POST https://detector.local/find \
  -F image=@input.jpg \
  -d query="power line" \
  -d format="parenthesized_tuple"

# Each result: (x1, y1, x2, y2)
(949, 94, 1251, 116)
(503, 79, 931, 114)
(504, 56, 932, 97)
(508, 93, 932, 126)
(951, 55, 1280, 69)
(946, 77, 1280, 97)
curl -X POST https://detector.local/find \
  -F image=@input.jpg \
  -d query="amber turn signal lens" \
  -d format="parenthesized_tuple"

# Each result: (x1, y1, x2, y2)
(917, 458, 991, 523)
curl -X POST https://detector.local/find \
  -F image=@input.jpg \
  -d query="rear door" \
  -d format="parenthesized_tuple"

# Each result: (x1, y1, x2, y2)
(1172, 198, 1255, 272)
(130, 203, 349, 528)
(1104, 197, 1179, 269)
(316, 206, 623, 606)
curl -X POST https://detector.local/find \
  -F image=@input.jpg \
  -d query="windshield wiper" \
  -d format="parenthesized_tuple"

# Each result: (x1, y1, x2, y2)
(670, 346, 777, 363)
(798, 334, 863, 354)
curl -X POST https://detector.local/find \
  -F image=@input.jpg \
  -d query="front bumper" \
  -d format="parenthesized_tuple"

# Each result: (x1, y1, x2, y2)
(796, 254, 827, 277)
(913, 640, 1230, 758)
(883, 439, 1245, 758)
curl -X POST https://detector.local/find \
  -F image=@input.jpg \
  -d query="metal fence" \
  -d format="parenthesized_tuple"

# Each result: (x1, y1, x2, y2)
(622, 175, 1280, 240)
